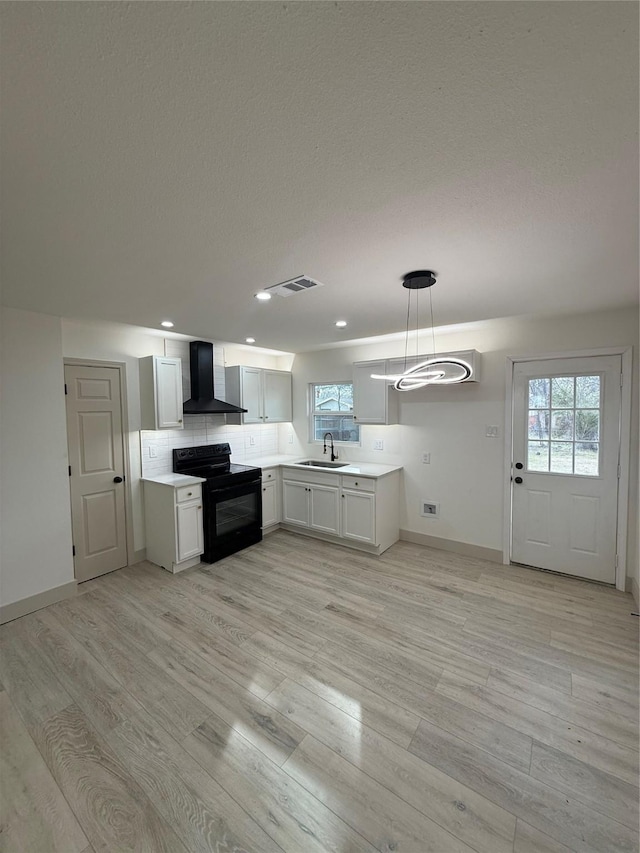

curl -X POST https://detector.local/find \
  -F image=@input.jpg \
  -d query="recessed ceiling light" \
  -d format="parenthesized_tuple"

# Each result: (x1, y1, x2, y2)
(255, 291, 272, 301)
(335, 320, 348, 328)
(160, 320, 174, 328)
(245, 337, 256, 344)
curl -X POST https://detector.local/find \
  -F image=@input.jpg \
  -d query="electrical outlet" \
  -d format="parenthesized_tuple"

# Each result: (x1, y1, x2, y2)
(422, 452, 430, 464)
(373, 439, 384, 451)
(148, 446, 158, 458)
(288, 433, 294, 444)
(249, 435, 256, 446)
(485, 425, 499, 438)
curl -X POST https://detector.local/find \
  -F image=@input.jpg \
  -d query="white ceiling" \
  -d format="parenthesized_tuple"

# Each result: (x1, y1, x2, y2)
(2, 2, 638, 353)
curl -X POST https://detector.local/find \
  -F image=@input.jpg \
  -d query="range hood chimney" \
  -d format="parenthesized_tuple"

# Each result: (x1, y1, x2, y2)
(182, 341, 247, 415)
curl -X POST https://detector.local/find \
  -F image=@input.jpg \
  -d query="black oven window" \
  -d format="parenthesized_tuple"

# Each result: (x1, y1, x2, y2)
(215, 492, 258, 537)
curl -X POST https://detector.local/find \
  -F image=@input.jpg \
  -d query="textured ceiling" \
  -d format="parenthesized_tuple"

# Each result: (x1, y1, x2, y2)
(1, 2, 638, 352)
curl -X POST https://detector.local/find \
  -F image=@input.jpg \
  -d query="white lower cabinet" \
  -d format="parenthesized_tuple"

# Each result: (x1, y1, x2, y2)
(310, 485, 340, 535)
(282, 480, 340, 534)
(341, 489, 376, 543)
(261, 468, 281, 530)
(176, 501, 204, 561)
(143, 478, 205, 573)
(281, 468, 399, 553)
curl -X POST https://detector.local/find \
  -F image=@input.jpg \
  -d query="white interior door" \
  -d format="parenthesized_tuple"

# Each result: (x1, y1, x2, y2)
(511, 356, 621, 583)
(65, 364, 128, 582)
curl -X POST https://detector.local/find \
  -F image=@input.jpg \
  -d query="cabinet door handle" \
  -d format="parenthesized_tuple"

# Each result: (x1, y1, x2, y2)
(263, 488, 266, 492)
(178, 419, 183, 423)
(355, 481, 359, 486)
(187, 492, 193, 496)
(197, 505, 202, 509)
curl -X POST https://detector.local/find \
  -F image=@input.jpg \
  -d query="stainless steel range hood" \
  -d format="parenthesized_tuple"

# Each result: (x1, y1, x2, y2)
(182, 341, 247, 415)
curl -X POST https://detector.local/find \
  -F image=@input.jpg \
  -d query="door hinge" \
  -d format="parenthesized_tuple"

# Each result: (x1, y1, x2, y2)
(617, 464, 621, 478)
(615, 554, 619, 568)
(64, 383, 68, 395)
(68, 465, 72, 477)
(620, 373, 623, 388)
(72, 545, 76, 557)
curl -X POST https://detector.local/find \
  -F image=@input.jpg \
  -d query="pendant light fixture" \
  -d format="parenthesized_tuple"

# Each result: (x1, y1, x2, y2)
(371, 271, 473, 391)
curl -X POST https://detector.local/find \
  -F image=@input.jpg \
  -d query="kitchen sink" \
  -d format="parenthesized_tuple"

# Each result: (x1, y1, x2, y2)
(297, 460, 349, 469)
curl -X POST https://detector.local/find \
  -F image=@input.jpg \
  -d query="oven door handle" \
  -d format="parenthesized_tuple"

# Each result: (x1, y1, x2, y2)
(206, 480, 261, 499)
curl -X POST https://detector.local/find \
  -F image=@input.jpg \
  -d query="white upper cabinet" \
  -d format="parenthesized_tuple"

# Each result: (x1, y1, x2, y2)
(352, 360, 398, 425)
(139, 356, 184, 430)
(263, 370, 293, 422)
(225, 366, 292, 425)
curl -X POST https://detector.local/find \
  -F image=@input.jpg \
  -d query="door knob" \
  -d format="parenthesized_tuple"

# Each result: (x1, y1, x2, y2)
(113, 476, 123, 483)
(514, 476, 523, 484)
(515, 462, 523, 470)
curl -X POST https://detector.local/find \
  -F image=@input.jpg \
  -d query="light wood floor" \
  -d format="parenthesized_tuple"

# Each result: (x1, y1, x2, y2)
(1, 531, 638, 853)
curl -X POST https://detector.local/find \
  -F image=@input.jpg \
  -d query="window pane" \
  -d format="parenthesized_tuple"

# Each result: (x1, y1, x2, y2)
(528, 410, 549, 440)
(550, 441, 573, 473)
(576, 376, 600, 408)
(528, 378, 550, 408)
(551, 410, 573, 440)
(575, 410, 600, 441)
(313, 383, 353, 412)
(551, 377, 574, 408)
(575, 442, 599, 476)
(313, 415, 359, 443)
(528, 440, 549, 472)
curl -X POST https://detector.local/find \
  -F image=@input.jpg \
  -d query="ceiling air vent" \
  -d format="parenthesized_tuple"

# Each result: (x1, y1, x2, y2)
(265, 275, 325, 298)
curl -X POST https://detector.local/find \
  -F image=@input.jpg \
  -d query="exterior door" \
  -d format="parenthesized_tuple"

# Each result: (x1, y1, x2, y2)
(511, 355, 621, 583)
(65, 364, 128, 582)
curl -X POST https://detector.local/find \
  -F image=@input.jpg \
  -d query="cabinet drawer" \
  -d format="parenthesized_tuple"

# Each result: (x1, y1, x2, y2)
(176, 484, 201, 504)
(262, 468, 278, 482)
(341, 475, 375, 492)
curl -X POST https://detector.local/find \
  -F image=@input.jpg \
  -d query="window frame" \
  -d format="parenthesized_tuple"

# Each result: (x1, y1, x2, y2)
(308, 381, 361, 446)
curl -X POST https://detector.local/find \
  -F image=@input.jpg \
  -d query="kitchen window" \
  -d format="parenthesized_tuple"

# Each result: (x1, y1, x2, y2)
(309, 382, 361, 444)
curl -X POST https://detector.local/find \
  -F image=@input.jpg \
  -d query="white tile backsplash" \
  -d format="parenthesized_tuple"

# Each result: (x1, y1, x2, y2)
(140, 337, 281, 476)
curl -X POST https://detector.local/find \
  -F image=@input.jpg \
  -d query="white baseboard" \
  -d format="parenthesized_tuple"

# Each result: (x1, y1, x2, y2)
(0, 580, 78, 625)
(399, 529, 503, 564)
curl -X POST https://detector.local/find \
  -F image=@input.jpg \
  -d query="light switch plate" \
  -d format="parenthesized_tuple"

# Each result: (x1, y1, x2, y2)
(373, 440, 384, 451)
(148, 446, 158, 458)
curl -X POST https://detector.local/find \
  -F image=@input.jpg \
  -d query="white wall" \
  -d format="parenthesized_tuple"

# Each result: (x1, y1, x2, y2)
(1, 308, 75, 606)
(288, 307, 639, 584)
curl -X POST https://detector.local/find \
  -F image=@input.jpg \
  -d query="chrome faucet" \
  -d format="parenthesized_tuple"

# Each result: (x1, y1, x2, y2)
(323, 432, 338, 461)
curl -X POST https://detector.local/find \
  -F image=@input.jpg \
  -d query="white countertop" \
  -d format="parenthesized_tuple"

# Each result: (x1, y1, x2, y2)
(250, 455, 402, 479)
(142, 473, 207, 487)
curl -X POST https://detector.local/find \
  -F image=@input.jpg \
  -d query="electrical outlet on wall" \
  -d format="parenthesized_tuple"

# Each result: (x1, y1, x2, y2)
(148, 446, 158, 458)
(288, 433, 294, 444)
(373, 440, 384, 451)
(249, 435, 256, 446)
(485, 425, 499, 438)
(422, 452, 431, 464)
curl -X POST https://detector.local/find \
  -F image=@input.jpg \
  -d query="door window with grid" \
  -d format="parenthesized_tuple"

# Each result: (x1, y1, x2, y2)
(310, 382, 360, 444)
(527, 375, 601, 476)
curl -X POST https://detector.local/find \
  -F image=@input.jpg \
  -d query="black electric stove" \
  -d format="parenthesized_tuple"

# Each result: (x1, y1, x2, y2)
(173, 443, 262, 563)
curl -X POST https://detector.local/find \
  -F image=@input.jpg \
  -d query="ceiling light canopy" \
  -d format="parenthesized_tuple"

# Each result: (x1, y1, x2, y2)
(245, 337, 256, 344)
(335, 320, 347, 328)
(371, 271, 473, 391)
(160, 320, 174, 328)
(255, 291, 272, 301)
